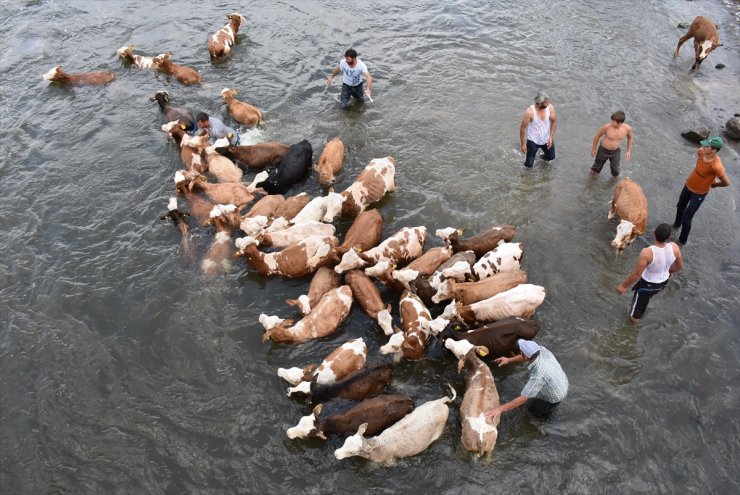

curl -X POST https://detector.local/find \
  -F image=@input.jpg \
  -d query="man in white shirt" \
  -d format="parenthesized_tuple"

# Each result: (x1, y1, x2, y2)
(519, 92, 557, 168)
(327, 48, 372, 109)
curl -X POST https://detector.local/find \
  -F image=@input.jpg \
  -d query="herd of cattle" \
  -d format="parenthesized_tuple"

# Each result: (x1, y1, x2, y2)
(41, 10, 687, 463)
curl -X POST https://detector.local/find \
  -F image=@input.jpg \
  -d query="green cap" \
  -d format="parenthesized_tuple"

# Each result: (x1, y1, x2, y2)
(699, 136, 723, 150)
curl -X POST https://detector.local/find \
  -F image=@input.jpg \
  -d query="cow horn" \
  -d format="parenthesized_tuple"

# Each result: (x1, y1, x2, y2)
(476, 345, 489, 357)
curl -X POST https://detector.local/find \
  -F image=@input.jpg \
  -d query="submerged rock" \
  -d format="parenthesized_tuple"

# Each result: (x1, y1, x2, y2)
(724, 117, 740, 140)
(681, 128, 710, 143)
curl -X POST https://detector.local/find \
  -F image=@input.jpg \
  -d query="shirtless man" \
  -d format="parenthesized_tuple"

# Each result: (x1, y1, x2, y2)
(520, 92, 557, 168)
(590, 111, 633, 177)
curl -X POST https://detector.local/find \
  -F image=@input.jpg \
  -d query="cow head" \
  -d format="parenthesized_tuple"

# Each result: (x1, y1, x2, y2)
(43, 65, 63, 81)
(697, 40, 720, 61)
(322, 192, 345, 222)
(611, 219, 637, 251)
(287, 404, 323, 440)
(334, 423, 368, 459)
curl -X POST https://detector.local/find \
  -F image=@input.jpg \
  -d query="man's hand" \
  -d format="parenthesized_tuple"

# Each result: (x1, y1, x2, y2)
(484, 407, 501, 419)
(626, 150, 632, 160)
(521, 143, 527, 154)
(327, 75, 334, 85)
(616, 284, 627, 295)
(494, 356, 510, 367)
(591, 148, 597, 158)
(547, 137, 554, 149)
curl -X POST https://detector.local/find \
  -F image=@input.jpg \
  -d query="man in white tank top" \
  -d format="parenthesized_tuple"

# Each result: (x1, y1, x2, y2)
(520, 92, 557, 168)
(616, 223, 683, 322)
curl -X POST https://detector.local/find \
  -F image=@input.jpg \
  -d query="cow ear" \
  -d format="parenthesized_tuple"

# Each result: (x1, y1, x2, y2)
(357, 423, 368, 437)
(476, 345, 489, 357)
(313, 403, 323, 417)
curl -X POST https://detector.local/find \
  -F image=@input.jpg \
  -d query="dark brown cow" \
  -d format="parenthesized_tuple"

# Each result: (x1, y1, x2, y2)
(440, 224, 516, 258)
(309, 363, 393, 403)
(215, 142, 289, 170)
(440, 316, 539, 360)
(287, 395, 414, 440)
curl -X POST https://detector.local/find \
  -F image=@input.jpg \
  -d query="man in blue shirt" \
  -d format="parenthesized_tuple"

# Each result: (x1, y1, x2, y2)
(193, 112, 239, 145)
(485, 339, 569, 419)
(326, 48, 373, 109)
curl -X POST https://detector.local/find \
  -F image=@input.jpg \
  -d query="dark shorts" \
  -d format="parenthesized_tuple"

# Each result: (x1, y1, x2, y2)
(340, 83, 364, 108)
(591, 145, 621, 176)
(528, 398, 560, 417)
(630, 278, 669, 319)
(524, 139, 556, 168)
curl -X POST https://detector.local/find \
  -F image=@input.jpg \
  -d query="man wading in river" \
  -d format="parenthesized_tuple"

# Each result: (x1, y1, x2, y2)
(590, 110, 633, 177)
(520, 92, 557, 168)
(616, 223, 683, 323)
(484, 339, 568, 419)
(327, 48, 373, 109)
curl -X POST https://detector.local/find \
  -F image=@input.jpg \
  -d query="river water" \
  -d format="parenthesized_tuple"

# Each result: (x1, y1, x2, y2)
(1, 0, 739, 493)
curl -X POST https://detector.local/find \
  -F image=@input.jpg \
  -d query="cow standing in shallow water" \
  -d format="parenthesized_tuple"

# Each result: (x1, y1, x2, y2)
(674, 16, 721, 71)
(43, 65, 115, 85)
(608, 177, 648, 253)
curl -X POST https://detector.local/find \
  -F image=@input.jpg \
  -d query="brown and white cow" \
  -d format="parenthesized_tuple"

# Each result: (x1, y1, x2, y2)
(437, 224, 517, 258)
(453, 284, 546, 326)
(43, 65, 116, 85)
(161, 197, 193, 262)
(236, 235, 339, 278)
(379, 291, 433, 361)
(340, 157, 396, 216)
(287, 395, 414, 440)
(335, 209, 383, 256)
(471, 242, 524, 281)
(117, 46, 160, 70)
(236, 194, 287, 233)
(334, 385, 455, 463)
(278, 338, 367, 396)
(674, 16, 722, 71)
(410, 250, 477, 306)
(153, 53, 201, 85)
(608, 177, 647, 252)
(344, 269, 394, 335)
(316, 137, 345, 188)
(256, 221, 335, 249)
(208, 13, 245, 60)
(386, 246, 453, 290)
(174, 171, 215, 225)
(286, 266, 340, 315)
(335, 226, 427, 273)
(221, 88, 262, 126)
(202, 205, 236, 275)
(163, 122, 202, 171)
(289, 192, 346, 225)
(260, 285, 352, 343)
(433, 270, 528, 305)
(459, 352, 501, 457)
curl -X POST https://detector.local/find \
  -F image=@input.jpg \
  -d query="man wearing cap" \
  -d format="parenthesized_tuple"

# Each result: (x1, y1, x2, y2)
(484, 339, 568, 419)
(326, 48, 372, 109)
(673, 136, 729, 245)
(193, 112, 239, 145)
(520, 92, 557, 168)
(616, 223, 684, 323)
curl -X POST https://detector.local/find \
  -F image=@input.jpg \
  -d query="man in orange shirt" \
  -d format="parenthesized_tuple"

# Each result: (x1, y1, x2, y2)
(673, 136, 730, 245)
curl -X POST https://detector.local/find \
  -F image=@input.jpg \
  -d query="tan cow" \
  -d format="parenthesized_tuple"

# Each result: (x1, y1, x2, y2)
(188, 171, 266, 209)
(608, 177, 648, 252)
(345, 269, 393, 335)
(221, 88, 262, 126)
(340, 157, 397, 216)
(674, 16, 722, 71)
(204, 138, 243, 183)
(335, 209, 383, 256)
(235, 235, 339, 278)
(202, 205, 236, 275)
(434, 270, 528, 305)
(260, 285, 353, 343)
(153, 53, 201, 85)
(316, 137, 345, 188)
(43, 65, 115, 85)
(286, 266, 340, 315)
